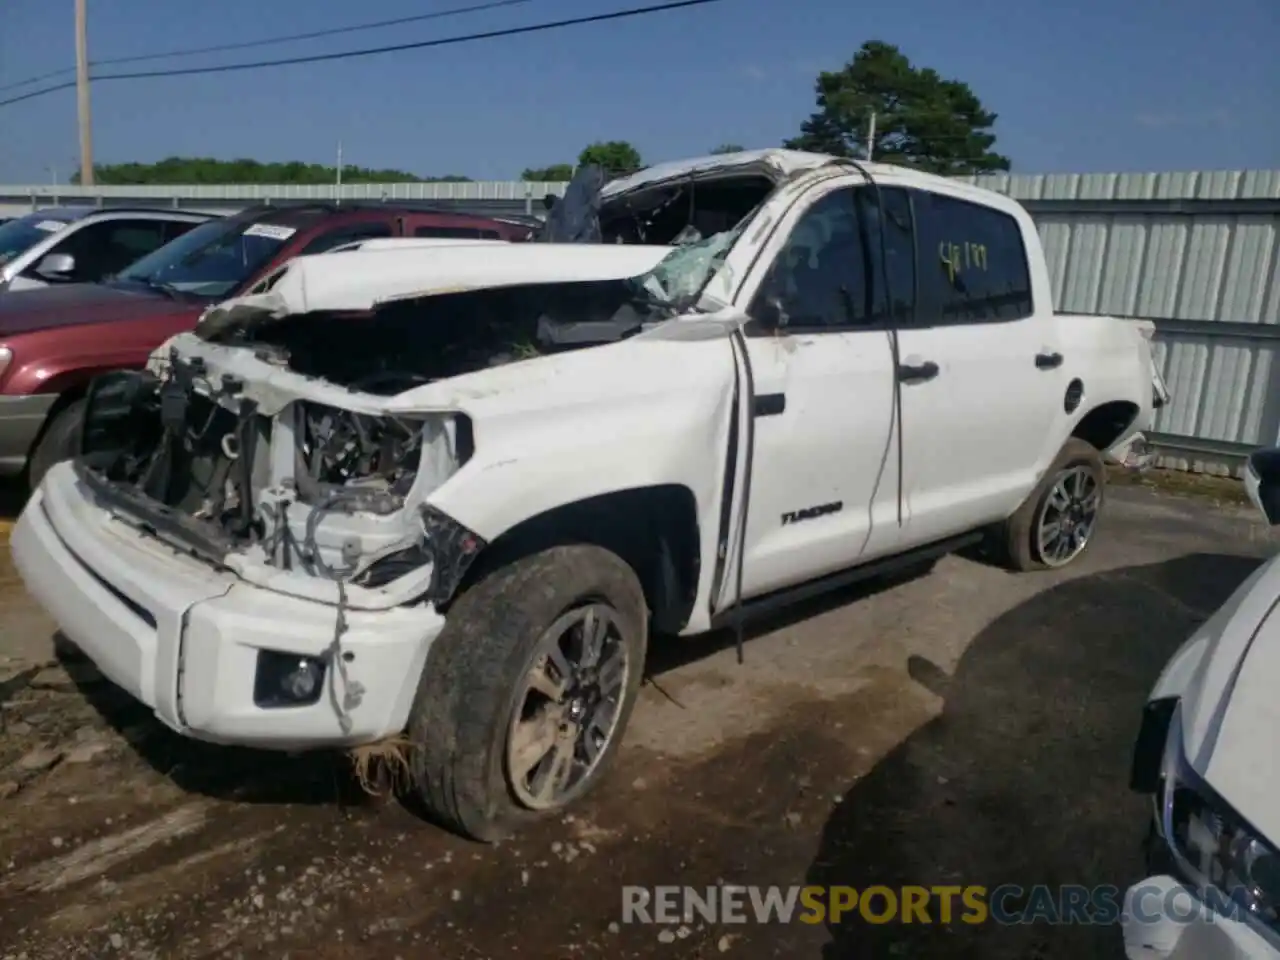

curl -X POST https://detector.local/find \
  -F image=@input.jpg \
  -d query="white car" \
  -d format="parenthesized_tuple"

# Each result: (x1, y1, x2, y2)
(11, 148, 1169, 840)
(0, 206, 211, 292)
(1122, 448, 1280, 959)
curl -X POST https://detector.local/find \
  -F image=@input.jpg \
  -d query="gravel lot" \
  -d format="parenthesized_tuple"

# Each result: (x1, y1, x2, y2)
(0, 481, 1272, 959)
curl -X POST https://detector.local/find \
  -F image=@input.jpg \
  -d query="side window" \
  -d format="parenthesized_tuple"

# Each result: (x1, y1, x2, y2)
(53, 219, 169, 281)
(857, 187, 916, 324)
(298, 222, 394, 255)
(751, 185, 914, 330)
(912, 191, 1033, 323)
(413, 225, 498, 239)
(164, 220, 202, 243)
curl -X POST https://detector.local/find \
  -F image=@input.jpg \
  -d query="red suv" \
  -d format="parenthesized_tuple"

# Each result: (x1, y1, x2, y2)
(0, 203, 533, 486)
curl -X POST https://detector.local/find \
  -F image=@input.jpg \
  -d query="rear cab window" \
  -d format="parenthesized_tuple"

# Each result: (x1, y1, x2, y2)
(911, 190, 1033, 323)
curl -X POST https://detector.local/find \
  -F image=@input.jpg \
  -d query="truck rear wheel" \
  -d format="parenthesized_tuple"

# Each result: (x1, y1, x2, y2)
(994, 438, 1105, 572)
(27, 398, 85, 490)
(406, 544, 648, 841)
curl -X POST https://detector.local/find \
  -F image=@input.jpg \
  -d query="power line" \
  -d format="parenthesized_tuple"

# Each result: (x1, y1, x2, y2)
(0, 0, 546, 93)
(0, 0, 724, 109)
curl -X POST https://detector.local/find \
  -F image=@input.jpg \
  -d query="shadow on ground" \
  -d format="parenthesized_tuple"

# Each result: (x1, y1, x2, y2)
(805, 551, 1261, 959)
(50, 557, 942, 820)
(53, 636, 376, 811)
(646, 558, 939, 677)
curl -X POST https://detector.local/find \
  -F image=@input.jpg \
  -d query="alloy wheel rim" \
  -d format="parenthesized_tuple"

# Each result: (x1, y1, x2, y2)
(1036, 465, 1100, 567)
(506, 603, 630, 810)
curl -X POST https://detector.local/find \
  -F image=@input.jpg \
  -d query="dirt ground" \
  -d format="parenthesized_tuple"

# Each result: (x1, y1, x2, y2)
(0, 476, 1274, 959)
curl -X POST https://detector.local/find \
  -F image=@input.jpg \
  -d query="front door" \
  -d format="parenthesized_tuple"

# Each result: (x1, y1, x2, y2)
(893, 188, 1066, 548)
(723, 181, 903, 603)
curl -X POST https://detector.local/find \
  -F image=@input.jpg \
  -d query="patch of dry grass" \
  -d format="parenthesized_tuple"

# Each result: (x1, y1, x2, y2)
(1106, 465, 1250, 506)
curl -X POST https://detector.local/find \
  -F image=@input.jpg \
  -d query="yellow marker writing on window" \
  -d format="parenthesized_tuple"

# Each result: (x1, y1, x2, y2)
(938, 241, 989, 283)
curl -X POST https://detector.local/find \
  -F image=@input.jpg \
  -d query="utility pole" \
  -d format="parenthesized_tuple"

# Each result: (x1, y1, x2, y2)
(74, 0, 94, 186)
(335, 141, 343, 196)
(865, 110, 876, 162)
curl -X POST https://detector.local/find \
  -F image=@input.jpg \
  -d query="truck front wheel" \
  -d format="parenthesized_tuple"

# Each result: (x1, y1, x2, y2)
(406, 544, 648, 841)
(995, 438, 1105, 571)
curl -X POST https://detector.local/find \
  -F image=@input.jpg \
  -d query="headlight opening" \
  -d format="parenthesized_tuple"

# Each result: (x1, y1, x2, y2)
(1161, 706, 1280, 934)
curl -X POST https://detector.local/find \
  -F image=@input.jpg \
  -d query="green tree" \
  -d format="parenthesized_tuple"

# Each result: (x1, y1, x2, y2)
(710, 143, 746, 154)
(521, 163, 575, 181)
(785, 41, 1011, 175)
(71, 157, 471, 185)
(577, 141, 643, 178)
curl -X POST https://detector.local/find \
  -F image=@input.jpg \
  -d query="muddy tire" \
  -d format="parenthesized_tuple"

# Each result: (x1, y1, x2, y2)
(992, 438, 1105, 572)
(406, 544, 648, 842)
(27, 398, 85, 489)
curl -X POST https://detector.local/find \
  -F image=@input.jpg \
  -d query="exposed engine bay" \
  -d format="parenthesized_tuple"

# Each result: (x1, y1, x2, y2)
(224, 279, 654, 389)
(71, 167, 780, 606)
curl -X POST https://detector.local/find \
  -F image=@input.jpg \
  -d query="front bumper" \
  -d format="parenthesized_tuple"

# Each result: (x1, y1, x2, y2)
(1123, 875, 1278, 959)
(10, 461, 445, 750)
(0, 393, 55, 475)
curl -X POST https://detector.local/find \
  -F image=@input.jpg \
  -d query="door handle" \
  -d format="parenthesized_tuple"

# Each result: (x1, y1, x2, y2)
(897, 360, 939, 383)
(1035, 351, 1064, 370)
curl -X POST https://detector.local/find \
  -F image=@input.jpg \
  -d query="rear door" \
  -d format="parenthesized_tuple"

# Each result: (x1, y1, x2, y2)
(893, 188, 1066, 547)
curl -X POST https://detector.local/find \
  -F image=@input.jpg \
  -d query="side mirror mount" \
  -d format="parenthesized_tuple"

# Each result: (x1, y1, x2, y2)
(756, 295, 785, 329)
(750, 278, 789, 330)
(1245, 448, 1280, 525)
(35, 252, 75, 278)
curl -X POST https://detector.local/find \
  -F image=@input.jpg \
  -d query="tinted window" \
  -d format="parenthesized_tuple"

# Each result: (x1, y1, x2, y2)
(753, 185, 914, 330)
(858, 187, 916, 324)
(164, 220, 202, 243)
(54, 219, 170, 282)
(413, 225, 499, 240)
(912, 191, 1032, 323)
(299, 222, 394, 255)
(0, 214, 72, 266)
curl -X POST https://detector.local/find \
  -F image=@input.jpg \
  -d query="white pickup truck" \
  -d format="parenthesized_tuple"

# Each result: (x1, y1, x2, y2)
(11, 149, 1169, 840)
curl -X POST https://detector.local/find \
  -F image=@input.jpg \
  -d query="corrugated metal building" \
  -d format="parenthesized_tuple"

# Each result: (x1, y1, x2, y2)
(957, 170, 1280, 472)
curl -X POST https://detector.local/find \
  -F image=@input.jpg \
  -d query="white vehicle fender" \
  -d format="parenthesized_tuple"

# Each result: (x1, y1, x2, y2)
(418, 336, 740, 603)
(1053, 314, 1161, 448)
(1149, 631, 1212, 702)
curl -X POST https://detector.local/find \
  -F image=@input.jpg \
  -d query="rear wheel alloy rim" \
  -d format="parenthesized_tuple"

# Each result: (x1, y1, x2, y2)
(1036, 465, 1100, 567)
(506, 603, 630, 810)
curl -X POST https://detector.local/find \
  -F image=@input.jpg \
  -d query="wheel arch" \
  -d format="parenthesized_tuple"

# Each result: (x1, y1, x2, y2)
(1071, 400, 1141, 452)
(445, 484, 702, 635)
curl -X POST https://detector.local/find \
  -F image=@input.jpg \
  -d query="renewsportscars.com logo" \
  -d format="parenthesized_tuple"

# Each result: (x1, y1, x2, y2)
(621, 884, 1256, 927)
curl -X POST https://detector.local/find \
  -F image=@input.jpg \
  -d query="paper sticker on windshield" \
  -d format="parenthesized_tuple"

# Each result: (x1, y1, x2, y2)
(34, 220, 67, 233)
(243, 223, 297, 241)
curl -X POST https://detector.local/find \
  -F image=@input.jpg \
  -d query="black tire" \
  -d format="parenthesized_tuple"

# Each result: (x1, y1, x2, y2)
(407, 544, 648, 841)
(993, 438, 1105, 572)
(27, 398, 85, 490)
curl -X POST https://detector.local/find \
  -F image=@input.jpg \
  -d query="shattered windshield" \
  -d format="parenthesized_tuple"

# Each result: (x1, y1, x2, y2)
(0, 214, 72, 267)
(630, 219, 748, 312)
(115, 217, 292, 298)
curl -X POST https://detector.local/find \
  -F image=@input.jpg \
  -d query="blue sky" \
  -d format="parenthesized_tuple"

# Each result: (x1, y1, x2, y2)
(0, 0, 1275, 183)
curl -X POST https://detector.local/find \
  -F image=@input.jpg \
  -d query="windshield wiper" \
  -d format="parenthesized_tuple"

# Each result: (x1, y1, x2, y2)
(141, 277, 184, 300)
